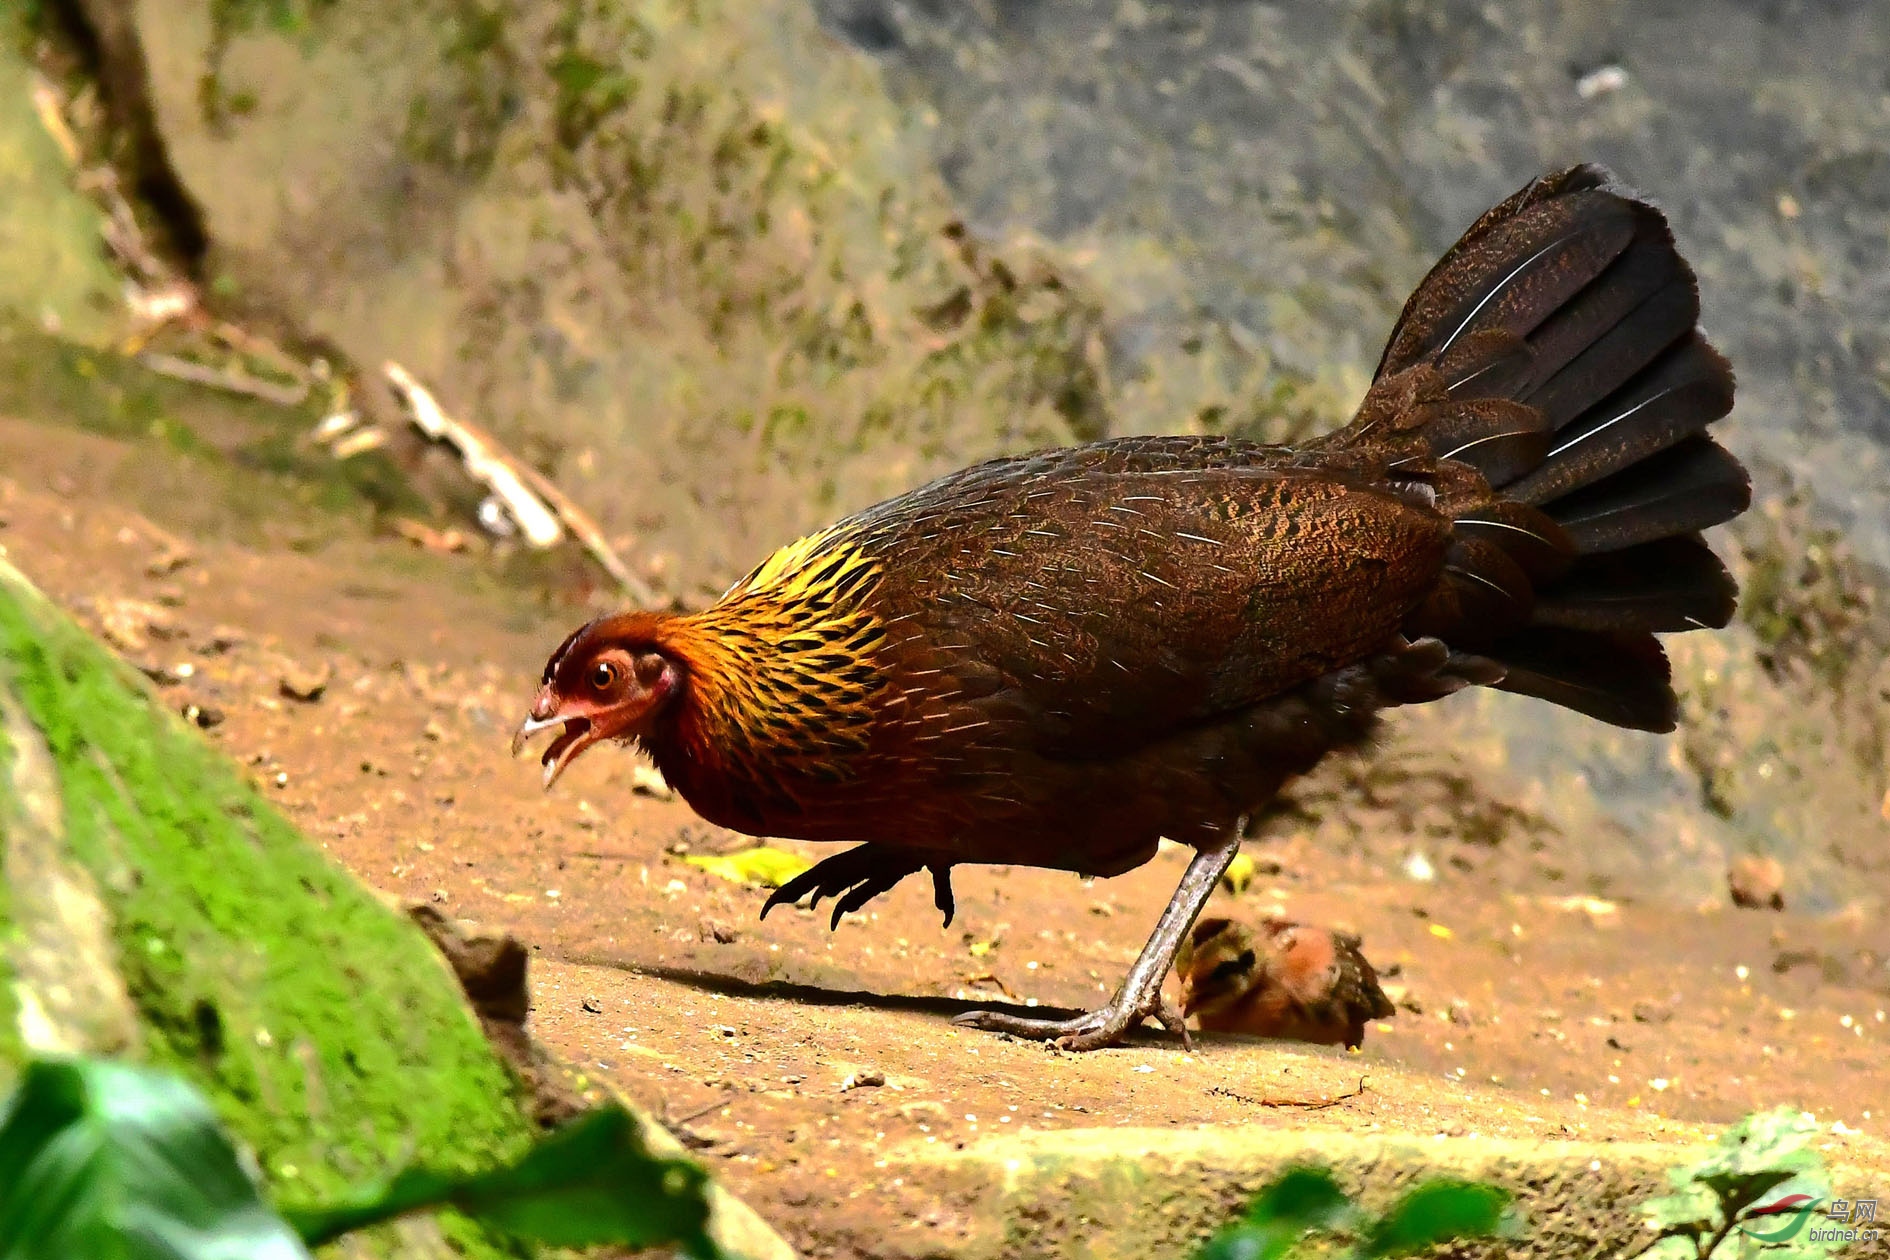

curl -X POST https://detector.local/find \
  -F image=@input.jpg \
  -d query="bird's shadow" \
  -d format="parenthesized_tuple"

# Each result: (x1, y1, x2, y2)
(571, 957, 1188, 1047)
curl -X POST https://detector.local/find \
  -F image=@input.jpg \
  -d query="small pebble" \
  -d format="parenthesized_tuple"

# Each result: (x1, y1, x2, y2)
(1728, 855, 1784, 911)
(279, 661, 333, 702)
(632, 764, 676, 800)
(1575, 64, 1628, 99)
(181, 702, 224, 729)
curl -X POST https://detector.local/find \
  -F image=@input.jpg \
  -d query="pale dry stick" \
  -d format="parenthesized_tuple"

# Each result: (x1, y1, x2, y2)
(28, 75, 82, 165)
(211, 322, 316, 386)
(140, 351, 310, 407)
(1206, 1076, 1370, 1110)
(30, 74, 177, 298)
(381, 363, 657, 606)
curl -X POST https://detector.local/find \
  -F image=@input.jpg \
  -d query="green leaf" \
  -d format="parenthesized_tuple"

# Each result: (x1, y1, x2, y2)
(285, 1104, 721, 1257)
(1195, 1167, 1354, 1260)
(1640, 1180, 1721, 1234)
(0, 1058, 311, 1260)
(1357, 1180, 1512, 1257)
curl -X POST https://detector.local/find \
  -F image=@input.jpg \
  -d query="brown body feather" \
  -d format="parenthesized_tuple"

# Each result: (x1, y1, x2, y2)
(628, 443, 1459, 874)
(524, 165, 1750, 1046)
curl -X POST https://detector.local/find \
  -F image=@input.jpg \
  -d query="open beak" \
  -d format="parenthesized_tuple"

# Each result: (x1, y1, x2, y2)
(510, 713, 597, 789)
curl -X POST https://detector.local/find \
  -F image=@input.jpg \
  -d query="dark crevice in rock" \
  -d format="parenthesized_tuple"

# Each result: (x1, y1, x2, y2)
(46, 0, 210, 271)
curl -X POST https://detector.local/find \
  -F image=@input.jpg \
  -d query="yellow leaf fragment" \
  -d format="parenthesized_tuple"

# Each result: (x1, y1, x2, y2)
(683, 846, 812, 889)
(1219, 852, 1256, 895)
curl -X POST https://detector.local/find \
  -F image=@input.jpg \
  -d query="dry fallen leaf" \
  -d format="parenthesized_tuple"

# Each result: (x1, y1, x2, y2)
(683, 845, 811, 888)
(1219, 851, 1256, 895)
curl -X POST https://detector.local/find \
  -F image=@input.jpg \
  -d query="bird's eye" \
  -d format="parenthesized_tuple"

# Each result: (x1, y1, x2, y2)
(590, 661, 620, 691)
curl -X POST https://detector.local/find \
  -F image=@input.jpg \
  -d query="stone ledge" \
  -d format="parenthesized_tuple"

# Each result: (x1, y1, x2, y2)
(892, 1123, 1890, 1259)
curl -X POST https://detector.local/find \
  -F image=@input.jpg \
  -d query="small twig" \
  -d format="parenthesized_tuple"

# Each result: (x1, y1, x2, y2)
(382, 362, 657, 605)
(666, 1096, 732, 1129)
(383, 362, 563, 547)
(963, 971, 1017, 999)
(140, 351, 310, 407)
(32, 72, 171, 287)
(29, 77, 81, 165)
(1209, 1076, 1370, 1110)
(212, 322, 315, 384)
(506, 442, 658, 605)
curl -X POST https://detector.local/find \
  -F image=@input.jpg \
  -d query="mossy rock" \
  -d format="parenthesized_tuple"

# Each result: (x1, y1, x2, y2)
(0, 23, 126, 347)
(0, 554, 785, 1258)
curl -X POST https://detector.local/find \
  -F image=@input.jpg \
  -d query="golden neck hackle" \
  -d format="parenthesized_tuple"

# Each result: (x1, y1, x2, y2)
(653, 524, 892, 789)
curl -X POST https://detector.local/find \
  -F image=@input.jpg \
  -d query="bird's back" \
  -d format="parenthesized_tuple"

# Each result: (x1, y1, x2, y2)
(836, 436, 1455, 755)
(647, 166, 1747, 867)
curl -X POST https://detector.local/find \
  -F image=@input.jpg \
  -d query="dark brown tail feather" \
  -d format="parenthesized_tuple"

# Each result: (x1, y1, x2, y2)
(1331, 165, 1749, 732)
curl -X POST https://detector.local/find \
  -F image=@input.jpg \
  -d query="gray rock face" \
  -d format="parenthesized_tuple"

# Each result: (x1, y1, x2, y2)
(817, 0, 1890, 559)
(815, 0, 1890, 909)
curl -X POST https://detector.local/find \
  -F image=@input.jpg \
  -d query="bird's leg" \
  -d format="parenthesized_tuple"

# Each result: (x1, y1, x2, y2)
(953, 827, 1243, 1052)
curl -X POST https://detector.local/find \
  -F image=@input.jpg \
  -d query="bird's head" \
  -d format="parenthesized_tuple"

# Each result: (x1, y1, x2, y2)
(1175, 916, 1264, 1019)
(512, 613, 684, 788)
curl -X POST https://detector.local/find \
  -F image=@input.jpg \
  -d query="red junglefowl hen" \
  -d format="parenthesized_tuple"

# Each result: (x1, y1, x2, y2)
(516, 166, 1749, 1051)
(1176, 917, 1396, 1050)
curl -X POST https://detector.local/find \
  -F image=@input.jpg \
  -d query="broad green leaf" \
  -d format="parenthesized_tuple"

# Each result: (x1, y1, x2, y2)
(1357, 1180, 1511, 1257)
(1195, 1167, 1354, 1260)
(286, 1104, 721, 1258)
(1713, 1109, 1823, 1174)
(1640, 1180, 1721, 1233)
(0, 1058, 310, 1260)
(685, 846, 812, 889)
(1639, 1106, 1840, 1257)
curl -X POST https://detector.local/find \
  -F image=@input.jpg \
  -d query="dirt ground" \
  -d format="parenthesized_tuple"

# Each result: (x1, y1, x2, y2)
(3, 415, 1888, 1257)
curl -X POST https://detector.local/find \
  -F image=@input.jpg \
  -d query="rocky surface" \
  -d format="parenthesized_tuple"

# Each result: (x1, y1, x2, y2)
(819, 0, 1890, 545)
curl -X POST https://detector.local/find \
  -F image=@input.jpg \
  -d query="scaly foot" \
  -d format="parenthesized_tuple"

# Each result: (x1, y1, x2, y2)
(760, 843, 956, 929)
(953, 989, 1192, 1052)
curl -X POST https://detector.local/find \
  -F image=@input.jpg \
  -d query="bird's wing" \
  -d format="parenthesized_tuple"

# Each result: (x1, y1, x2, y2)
(852, 436, 1452, 758)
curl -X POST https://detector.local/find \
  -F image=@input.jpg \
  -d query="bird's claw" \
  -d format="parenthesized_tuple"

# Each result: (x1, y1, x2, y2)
(759, 844, 956, 931)
(953, 989, 1193, 1053)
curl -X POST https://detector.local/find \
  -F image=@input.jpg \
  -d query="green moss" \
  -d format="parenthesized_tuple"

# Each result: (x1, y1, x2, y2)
(1735, 496, 1881, 691)
(0, 34, 125, 347)
(0, 710, 21, 1088)
(0, 567, 534, 1257)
